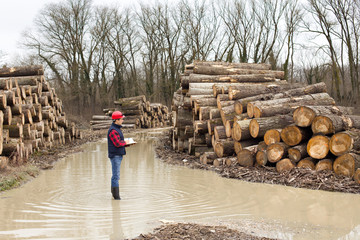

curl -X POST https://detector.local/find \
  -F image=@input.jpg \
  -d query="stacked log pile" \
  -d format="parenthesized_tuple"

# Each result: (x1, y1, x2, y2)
(91, 95, 170, 130)
(172, 61, 360, 183)
(0, 65, 82, 171)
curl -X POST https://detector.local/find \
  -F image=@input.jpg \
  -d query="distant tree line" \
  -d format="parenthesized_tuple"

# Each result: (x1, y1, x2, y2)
(21, 0, 360, 117)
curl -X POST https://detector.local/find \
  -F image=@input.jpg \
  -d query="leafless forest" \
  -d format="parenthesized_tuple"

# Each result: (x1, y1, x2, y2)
(9, 0, 360, 117)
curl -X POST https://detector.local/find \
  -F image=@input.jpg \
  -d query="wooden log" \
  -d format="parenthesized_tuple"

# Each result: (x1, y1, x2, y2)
(288, 143, 308, 163)
(237, 148, 255, 167)
(3, 124, 23, 138)
(193, 65, 284, 79)
(176, 108, 193, 129)
(224, 119, 233, 138)
(276, 158, 295, 173)
(3, 106, 12, 125)
(249, 115, 294, 139)
(234, 139, 260, 155)
(200, 152, 218, 164)
(0, 79, 10, 90)
(0, 65, 44, 77)
(194, 120, 208, 134)
(311, 114, 348, 135)
(2, 139, 20, 157)
(354, 169, 360, 184)
(199, 107, 217, 121)
(329, 130, 360, 156)
(255, 141, 268, 166)
(210, 108, 220, 119)
(214, 139, 235, 157)
(0, 90, 16, 106)
(307, 135, 330, 159)
(267, 142, 289, 163)
(207, 118, 223, 135)
(293, 105, 351, 127)
(229, 82, 302, 100)
(0, 156, 8, 170)
(280, 125, 312, 146)
(316, 159, 333, 171)
(333, 153, 360, 177)
(193, 98, 217, 114)
(214, 126, 227, 141)
(193, 61, 272, 70)
(264, 129, 281, 145)
(297, 157, 316, 170)
(251, 93, 335, 118)
(11, 104, 22, 114)
(232, 119, 252, 141)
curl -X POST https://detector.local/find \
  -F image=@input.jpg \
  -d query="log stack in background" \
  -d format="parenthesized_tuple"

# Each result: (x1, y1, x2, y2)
(91, 95, 170, 130)
(0, 65, 83, 171)
(172, 60, 360, 184)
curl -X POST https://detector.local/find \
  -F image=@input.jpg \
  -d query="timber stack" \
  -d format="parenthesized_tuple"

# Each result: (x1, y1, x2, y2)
(91, 95, 170, 130)
(172, 60, 360, 184)
(0, 65, 83, 171)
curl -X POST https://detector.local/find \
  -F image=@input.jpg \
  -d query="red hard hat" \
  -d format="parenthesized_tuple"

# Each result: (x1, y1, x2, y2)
(112, 111, 125, 120)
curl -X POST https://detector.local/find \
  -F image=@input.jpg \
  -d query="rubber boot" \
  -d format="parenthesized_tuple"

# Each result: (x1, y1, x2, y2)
(111, 187, 121, 200)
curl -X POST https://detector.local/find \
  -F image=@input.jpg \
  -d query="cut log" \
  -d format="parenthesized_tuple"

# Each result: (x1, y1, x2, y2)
(288, 143, 308, 163)
(249, 115, 294, 139)
(311, 114, 347, 135)
(280, 125, 312, 146)
(207, 118, 223, 135)
(0, 65, 44, 77)
(307, 135, 330, 159)
(297, 157, 316, 170)
(193, 65, 284, 78)
(333, 153, 360, 177)
(329, 130, 360, 156)
(232, 119, 252, 141)
(194, 120, 208, 134)
(214, 139, 235, 157)
(210, 108, 220, 119)
(3, 106, 12, 125)
(237, 148, 255, 167)
(267, 142, 289, 163)
(354, 169, 360, 184)
(193, 61, 271, 70)
(251, 93, 335, 118)
(276, 158, 295, 173)
(264, 129, 281, 145)
(224, 157, 238, 166)
(315, 159, 333, 171)
(3, 124, 23, 138)
(234, 139, 260, 155)
(293, 105, 351, 127)
(214, 126, 227, 141)
(200, 152, 218, 164)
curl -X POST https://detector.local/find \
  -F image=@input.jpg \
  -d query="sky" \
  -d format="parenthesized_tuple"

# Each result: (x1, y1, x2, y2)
(0, 0, 137, 64)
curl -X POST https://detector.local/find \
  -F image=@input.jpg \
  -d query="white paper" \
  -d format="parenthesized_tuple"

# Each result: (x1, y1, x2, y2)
(124, 138, 137, 145)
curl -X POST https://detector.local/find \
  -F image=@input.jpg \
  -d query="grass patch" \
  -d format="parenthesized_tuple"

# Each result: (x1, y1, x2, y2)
(0, 165, 40, 192)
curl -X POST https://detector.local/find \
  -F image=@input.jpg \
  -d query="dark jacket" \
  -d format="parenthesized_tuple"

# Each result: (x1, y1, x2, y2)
(107, 123, 126, 158)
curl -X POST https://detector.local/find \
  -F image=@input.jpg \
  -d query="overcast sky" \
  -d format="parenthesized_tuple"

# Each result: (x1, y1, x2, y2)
(0, 0, 139, 63)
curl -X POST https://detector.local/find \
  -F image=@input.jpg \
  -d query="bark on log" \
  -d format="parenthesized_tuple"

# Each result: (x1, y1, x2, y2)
(311, 114, 348, 135)
(194, 120, 208, 134)
(251, 93, 335, 118)
(329, 130, 360, 156)
(288, 143, 308, 163)
(210, 108, 220, 119)
(234, 139, 260, 155)
(214, 139, 235, 157)
(193, 61, 271, 70)
(354, 169, 360, 184)
(193, 65, 284, 78)
(249, 115, 294, 139)
(293, 105, 352, 127)
(316, 159, 333, 171)
(276, 158, 296, 173)
(232, 119, 252, 141)
(333, 153, 360, 177)
(0, 65, 44, 77)
(3, 106, 12, 125)
(214, 126, 227, 140)
(3, 124, 23, 138)
(200, 152, 218, 164)
(207, 118, 223, 135)
(307, 135, 330, 159)
(267, 142, 289, 163)
(224, 119, 233, 138)
(280, 125, 312, 146)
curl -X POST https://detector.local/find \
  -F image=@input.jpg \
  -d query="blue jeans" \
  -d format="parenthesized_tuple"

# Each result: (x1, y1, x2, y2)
(110, 155, 123, 187)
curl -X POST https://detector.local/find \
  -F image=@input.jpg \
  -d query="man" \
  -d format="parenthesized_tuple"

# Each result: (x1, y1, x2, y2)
(107, 111, 126, 200)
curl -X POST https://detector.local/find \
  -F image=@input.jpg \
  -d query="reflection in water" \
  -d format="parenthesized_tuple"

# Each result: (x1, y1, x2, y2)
(0, 133, 359, 239)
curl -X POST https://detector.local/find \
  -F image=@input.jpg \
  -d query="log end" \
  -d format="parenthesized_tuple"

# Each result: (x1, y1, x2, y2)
(315, 159, 333, 172)
(307, 135, 330, 159)
(280, 125, 302, 146)
(293, 106, 316, 127)
(329, 132, 353, 156)
(311, 116, 334, 135)
(249, 119, 259, 138)
(264, 129, 281, 145)
(333, 153, 356, 177)
(276, 158, 295, 173)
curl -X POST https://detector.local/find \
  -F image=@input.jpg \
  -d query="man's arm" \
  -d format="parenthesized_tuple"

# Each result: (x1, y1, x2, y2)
(109, 130, 126, 147)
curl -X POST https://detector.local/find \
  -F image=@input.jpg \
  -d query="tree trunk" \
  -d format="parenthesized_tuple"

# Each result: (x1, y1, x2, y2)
(329, 130, 360, 156)
(311, 115, 347, 135)
(249, 115, 294, 138)
(193, 60, 271, 70)
(307, 135, 330, 159)
(333, 153, 360, 177)
(237, 148, 256, 167)
(232, 119, 252, 141)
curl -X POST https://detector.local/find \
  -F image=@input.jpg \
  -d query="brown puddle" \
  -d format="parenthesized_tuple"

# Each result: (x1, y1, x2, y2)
(0, 131, 360, 240)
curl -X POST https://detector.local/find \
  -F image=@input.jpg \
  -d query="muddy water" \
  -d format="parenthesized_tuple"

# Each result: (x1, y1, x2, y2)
(0, 133, 360, 240)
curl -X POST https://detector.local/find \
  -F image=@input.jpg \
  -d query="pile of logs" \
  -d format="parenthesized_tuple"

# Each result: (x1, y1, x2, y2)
(91, 95, 170, 130)
(172, 61, 360, 183)
(0, 65, 83, 171)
